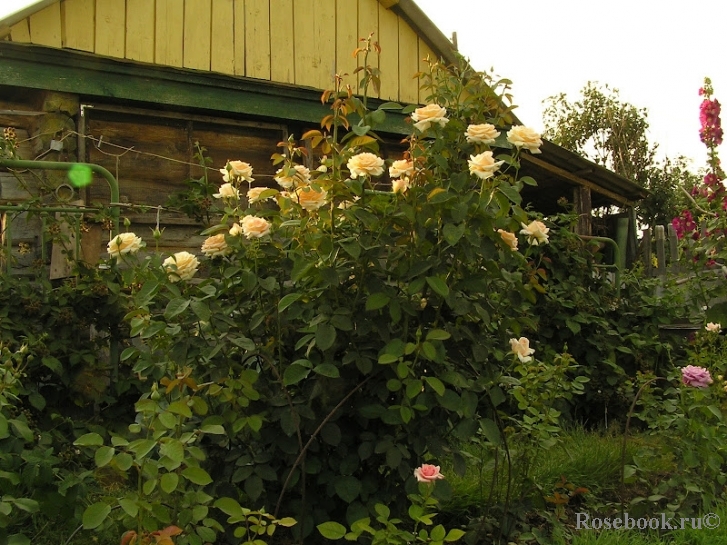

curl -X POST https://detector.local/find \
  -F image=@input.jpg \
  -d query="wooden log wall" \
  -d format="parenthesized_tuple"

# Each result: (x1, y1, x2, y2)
(8, 0, 438, 104)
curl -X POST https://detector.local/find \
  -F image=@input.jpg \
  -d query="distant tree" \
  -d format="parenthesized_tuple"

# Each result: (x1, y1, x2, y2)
(542, 82, 696, 227)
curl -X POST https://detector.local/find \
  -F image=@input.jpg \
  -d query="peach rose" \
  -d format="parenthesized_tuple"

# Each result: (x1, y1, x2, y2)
(220, 160, 254, 182)
(213, 183, 240, 200)
(706, 322, 722, 332)
(497, 229, 518, 251)
(240, 215, 272, 239)
(274, 164, 311, 189)
(414, 464, 444, 483)
(201, 234, 230, 257)
(411, 104, 449, 132)
(392, 177, 410, 194)
(520, 220, 550, 246)
(465, 123, 500, 144)
(247, 187, 277, 204)
(348, 152, 385, 178)
(468, 151, 504, 180)
(507, 126, 543, 154)
(163, 251, 199, 282)
(295, 186, 328, 211)
(510, 337, 535, 363)
(388, 159, 414, 179)
(107, 232, 144, 259)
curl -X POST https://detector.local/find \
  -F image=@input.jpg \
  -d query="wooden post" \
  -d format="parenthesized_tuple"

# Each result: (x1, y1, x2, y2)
(667, 223, 680, 273)
(573, 186, 592, 236)
(642, 228, 652, 276)
(655, 225, 666, 278)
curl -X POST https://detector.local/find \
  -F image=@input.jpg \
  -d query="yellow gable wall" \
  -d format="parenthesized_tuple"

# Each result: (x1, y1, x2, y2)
(8, 0, 437, 104)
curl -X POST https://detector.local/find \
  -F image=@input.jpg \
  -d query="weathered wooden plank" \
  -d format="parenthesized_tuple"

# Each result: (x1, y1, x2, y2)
(335, 0, 358, 86)
(378, 2, 398, 100)
(211, 0, 235, 75)
(29, 3, 62, 48)
(418, 38, 437, 104)
(61, 0, 95, 52)
(10, 19, 31, 43)
(233, 0, 245, 76)
(245, 0, 271, 79)
(126, 0, 155, 63)
(294, 0, 335, 90)
(155, 0, 184, 68)
(184, 0, 212, 71)
(95, 0, 126, 58)
(269, 0, 294, 84)
(397, 17, 418, 104)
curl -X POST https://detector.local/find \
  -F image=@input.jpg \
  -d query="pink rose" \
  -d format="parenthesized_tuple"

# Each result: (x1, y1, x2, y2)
(681, 365, 713, 388)
(414, 464, 444, 483)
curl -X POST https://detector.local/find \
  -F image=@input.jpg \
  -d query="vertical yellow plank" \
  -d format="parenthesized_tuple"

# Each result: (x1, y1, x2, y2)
(357, 0, 378, 95)
(418, 38, 437, 104)
(211, 0, 234, 75)
(155, 0, 183, 67)
(398, 17, 418, 104)
(294, 0, 335, 90)
(126, 0, 155, 62)
(335, 0, 357, 85)
(233, 0, 245, 76)
(10, 20, 31, 43)
(96, 0, 126, 58)
(29, 3, 62, 47)
(269, 0, 294, 83)
(62, 0, 95, 52)
(245, 0, 270, 80)
(184, 0, 212, 70)
(378, 3, 398, 100)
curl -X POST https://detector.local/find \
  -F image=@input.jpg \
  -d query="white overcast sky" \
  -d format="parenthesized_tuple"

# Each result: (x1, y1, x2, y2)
(2, 0, 726, 168)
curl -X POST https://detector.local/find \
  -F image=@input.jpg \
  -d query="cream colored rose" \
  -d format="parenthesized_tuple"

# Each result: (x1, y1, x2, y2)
(468, 151, 504, 180)
(392, 177, 410, 194)
(497, 229, 518, 251)
(295, 186, 328, 211)
(348, 152, 385, 178)
(213, 183, 240, 200)
(389, 159, 414, 179)
(411, 104, 449, 132)
(220, 160, 254, 182)
(465, 123, 500, 144)
(706, 322, 722, 332)
(201, 233, 230, 257)
(163, 251, 199, 282)
(520, 220, 550, 245)
(241, 215, 272, 239)
(507, 126, 543, 154)
(107, 232, 144, 259)
(229, 222, 243, 237)
(510, 337, 535, 363)
(274, 164, 311, 189)
(247, 187, 277, 204)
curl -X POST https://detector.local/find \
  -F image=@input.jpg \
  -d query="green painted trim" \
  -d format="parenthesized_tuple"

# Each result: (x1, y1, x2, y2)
(0, 42, 411, 134)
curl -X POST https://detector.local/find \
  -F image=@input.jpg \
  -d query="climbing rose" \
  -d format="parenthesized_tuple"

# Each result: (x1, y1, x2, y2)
(465, 123, 500, 144)
(247, 187, 276, 204)
(163, 251, 199, 282)
(411, 104, 449, 132)
(213, 183, 240, 200)
(274, 164, 310, 189)
(240, 215, 272, 239)
(497, 229, 518, 251)
(510, 337, 535, 363)
(220, 160, 254, 183)
(392, 177, 410, 194)
(507, 126, 543, 153)
(414, 464, 444, 483)
(468, 151, 504, 180)
(296, 186, 328, 211)
(681, 365, 713, 388)
(389, 159, 414, 179)
(520, 220, 550, 245)
(107, 232, 144, 259)
(348, 152, 385, 178)
(706, 322, 722, 332)
(201, 234, 230, 257)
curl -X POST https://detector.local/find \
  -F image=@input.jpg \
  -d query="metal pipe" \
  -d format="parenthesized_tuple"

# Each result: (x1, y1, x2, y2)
(579, 235, 622, 294)
(0, 159, 120, 233)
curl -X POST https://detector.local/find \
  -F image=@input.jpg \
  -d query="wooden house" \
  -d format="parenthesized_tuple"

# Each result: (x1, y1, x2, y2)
(0, 0, 646, 269)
